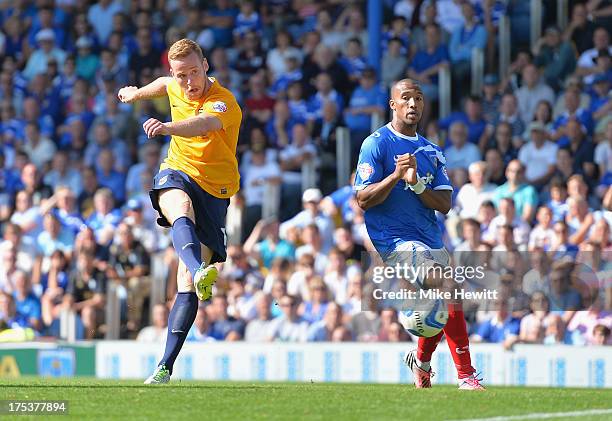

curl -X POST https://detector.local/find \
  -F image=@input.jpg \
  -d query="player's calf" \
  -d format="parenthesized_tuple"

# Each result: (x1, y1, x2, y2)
(147, 292, 198, 383)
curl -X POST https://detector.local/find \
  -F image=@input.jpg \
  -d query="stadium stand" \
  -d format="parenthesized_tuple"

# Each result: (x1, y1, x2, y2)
(0, 0, 610, 350)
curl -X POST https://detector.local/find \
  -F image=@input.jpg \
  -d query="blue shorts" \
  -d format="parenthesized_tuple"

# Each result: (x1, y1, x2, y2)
(149, 168, 229, 264)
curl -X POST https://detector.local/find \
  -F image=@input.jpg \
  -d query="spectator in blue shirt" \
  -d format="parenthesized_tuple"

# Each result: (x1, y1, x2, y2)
(23, 29, 67, 80)
(299, 277, 329, 324)
(96, 149, 126, 204)
(307, 302, 343, 341)
(548, 267, 582, 313)
(445, 121, 482, 173)
(339, 38, 368, 84)
(74, 37, 99, 83)
(0, 291, 30, 330)
(0, 150, 21, 198)
(244, 219, 295, 269)
(86, 188, 122, 246)
(588, 74, 611, 121)
(203, 0, 238, 48)
(344, 68, 387, 158)
(3, 16, 26, 61)
(12, 269, 42, 332)
(266, 100, 302, 148)
(550, 220, 579, 259)
(233, 0, 262, 40)
(36, 212, 74, 259)
(439, 95, 488, 148)
(208, 294, 246, 340)
(20, 97, 55, 140)
(551, 87, 594, 142)
(86, 0, 123, 45)
(534, 26, 576, 91)
(471, 300, 521, 344)
(449, 2, 487, 102)
(492, 160, 539, 222)
(286, 81, 309, 124)
(49, 187, 85, 235)
(407, 23, 449, 103)
(85, 121, 130, 174)
(406, 23, 449, 127)
(268, 56, 303, 98)
(547, 178, 569, 222)
(307, 72, 344, 123)
(381, 15, 410, 54)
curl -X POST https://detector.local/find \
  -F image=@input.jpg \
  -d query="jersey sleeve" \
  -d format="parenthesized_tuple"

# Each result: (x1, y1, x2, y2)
(354, 135, 384, 191)
(201, 93, 242, 131)
(431, 148, 453, 191)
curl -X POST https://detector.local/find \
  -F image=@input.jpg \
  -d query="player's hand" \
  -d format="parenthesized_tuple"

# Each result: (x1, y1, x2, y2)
(396, 153, 418, 185)
(143, 118, 170, 138)
(117, 86, 138, 103)
(393, 153, 417, 183)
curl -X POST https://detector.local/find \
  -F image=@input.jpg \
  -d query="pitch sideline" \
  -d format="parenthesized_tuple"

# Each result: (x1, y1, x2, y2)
(447, 408, 612, 421)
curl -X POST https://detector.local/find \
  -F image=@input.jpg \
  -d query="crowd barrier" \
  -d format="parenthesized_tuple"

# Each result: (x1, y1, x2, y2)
(1, 342, 610, 388)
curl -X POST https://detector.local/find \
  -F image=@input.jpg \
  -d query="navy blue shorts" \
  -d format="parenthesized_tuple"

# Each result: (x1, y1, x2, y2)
(149, 168, 229, 264)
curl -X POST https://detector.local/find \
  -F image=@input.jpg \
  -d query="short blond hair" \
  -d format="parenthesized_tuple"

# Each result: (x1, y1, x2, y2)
(168, 38, 204, 61)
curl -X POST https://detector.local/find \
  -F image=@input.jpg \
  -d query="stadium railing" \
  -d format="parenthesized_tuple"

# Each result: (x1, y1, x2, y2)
(226, 196, 243, 245)
(530, 0, 543, 49)
(262, 180, 281, 220)
(471, 48, 485, 96)
(370, 113, 385, 134)
(499, 16, 511, 82)
(301, 158, 317, 192)
(557, 0, 569, 30)
(438, 66, 451, 120)
(59, 308, 77, 342)
(150, 253, 168, 312)
(335, 126, 351, 189)
(105, 282, 121, 340)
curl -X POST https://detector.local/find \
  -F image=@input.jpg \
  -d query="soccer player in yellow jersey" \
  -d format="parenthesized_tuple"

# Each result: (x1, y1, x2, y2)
(118, 39, 241, 384)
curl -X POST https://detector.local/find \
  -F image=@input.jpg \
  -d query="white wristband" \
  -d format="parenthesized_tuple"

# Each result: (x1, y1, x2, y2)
(405, 179, 426, 194)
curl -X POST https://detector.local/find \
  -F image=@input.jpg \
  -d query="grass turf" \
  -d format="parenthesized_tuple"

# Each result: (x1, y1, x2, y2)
(1, 378, 611, 420)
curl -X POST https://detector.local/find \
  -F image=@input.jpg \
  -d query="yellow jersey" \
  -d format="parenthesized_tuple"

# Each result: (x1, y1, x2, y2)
(160, 77, 242, 198)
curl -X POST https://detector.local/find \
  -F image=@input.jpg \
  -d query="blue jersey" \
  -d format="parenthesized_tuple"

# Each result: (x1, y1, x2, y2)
(354, 123, 452, 254)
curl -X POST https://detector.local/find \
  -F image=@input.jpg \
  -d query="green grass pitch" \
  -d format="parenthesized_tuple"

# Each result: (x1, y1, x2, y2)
(1, 378, 611, 420)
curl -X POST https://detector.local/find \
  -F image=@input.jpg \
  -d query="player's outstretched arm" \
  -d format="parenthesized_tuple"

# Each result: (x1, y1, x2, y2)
(142, 113, 222, 138)
(117, 77, 172, 103)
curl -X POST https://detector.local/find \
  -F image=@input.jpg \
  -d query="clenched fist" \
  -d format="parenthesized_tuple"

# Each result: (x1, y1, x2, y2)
(117, 86, 138, 103)
(393, 153, 418, 185)
(143, 118, 170, 138)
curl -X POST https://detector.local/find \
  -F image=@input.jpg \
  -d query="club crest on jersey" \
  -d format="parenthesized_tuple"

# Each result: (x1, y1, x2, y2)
(212, 101, 227, 112)
(357, 163, 374, 181)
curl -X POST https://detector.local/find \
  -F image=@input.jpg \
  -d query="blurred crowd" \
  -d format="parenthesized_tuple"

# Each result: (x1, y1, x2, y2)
(0, 0, 610, 347)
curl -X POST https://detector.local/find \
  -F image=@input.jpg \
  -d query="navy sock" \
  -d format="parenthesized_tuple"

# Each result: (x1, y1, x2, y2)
(159, 292, 198, 374)
(171, 216, 202, 278)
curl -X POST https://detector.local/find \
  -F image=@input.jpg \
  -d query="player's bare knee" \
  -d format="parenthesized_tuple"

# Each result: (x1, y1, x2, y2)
(159, 189, 195, 225)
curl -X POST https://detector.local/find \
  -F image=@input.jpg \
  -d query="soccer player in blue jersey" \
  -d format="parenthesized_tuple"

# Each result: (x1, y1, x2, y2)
(354, 79, 485, 390)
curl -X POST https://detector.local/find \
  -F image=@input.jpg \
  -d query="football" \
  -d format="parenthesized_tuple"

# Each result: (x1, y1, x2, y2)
(398, 299, 449, 337)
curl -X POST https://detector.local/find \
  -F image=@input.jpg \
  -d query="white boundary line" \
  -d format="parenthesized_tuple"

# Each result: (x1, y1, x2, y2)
(447, 408, 612, 421)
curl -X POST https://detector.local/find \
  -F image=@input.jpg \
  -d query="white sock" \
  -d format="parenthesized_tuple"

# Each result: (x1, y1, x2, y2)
(416, 357, 430, 372)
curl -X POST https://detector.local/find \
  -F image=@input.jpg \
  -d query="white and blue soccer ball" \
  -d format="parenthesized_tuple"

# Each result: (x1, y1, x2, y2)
(398, 299, 448, 338)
